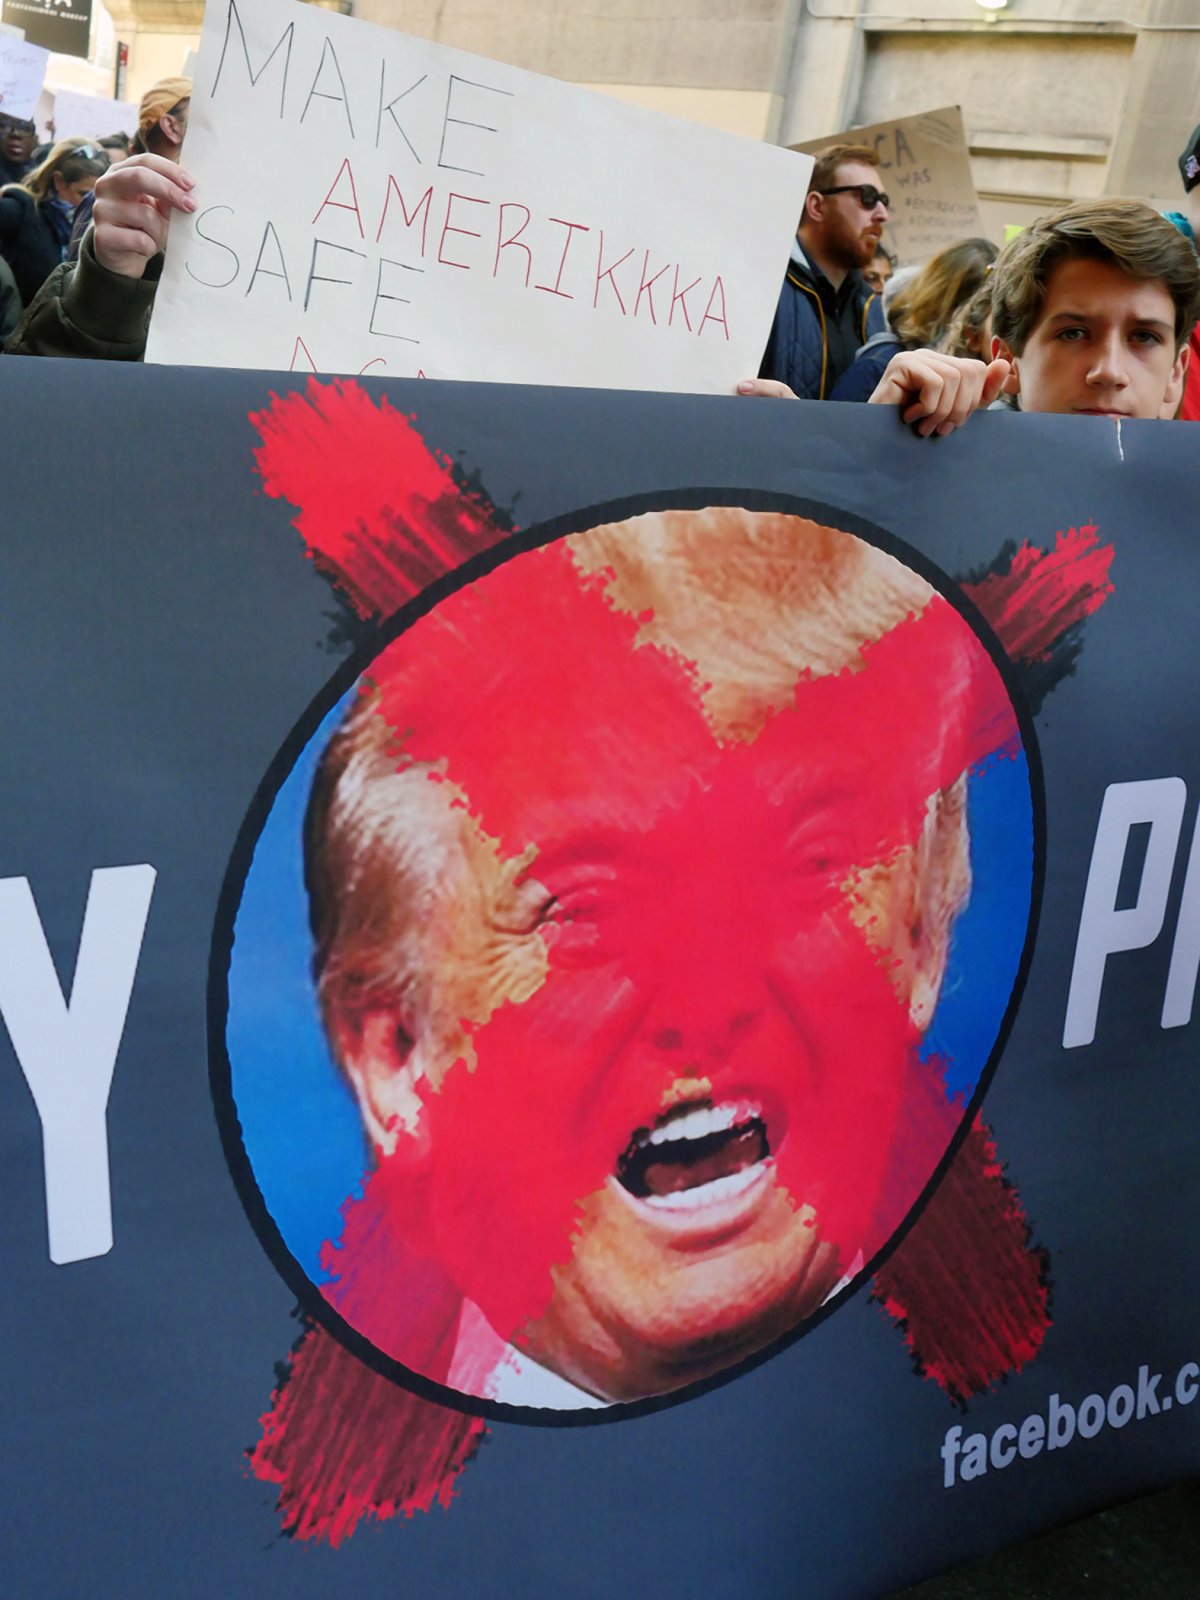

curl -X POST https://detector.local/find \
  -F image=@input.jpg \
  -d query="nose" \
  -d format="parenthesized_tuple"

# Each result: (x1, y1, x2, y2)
(641, 917, 768, 1069)
(648, 1001, 760, 1065)
(1087, 331, 1128, 389)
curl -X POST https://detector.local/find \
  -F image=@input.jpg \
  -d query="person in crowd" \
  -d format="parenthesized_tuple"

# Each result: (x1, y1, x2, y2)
(0, 139, 107, 308)
(863, 241, 895, 298)
(0, 254, 21, 341)
(68, 77, 190, 263)
(1164, 121, 1200, 420)
(757, 142, 889, 399)
(99, 133, 132, 166)
(8, 184, 1197, 437)
(831, 236, 997, 401)
(5, 147, 194, 357)
(742, 199, 1198, 434)
(0, 114, 38, 186)
(940, 279, 994, 363)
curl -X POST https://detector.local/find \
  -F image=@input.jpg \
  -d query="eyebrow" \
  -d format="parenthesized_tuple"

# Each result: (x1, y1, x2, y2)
(1045, 311, 1174, 333)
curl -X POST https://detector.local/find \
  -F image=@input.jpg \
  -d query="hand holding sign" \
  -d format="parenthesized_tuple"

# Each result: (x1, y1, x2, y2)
(868, 350, 1012, 435)
(93, 155, 198, 279)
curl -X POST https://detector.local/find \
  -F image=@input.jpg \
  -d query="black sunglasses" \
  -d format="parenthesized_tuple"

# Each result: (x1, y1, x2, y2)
(818, 184, 890, 211)
(0, 116, 36, 137)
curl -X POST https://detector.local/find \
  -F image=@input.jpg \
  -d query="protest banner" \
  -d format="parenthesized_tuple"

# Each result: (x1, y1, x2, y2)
(145, 0, 809, 391)
(2, 355, 1198, 1596)
(1, 0, 90, 60)
(794, 106, 985, 266)
(51, 88, 138, 138)
(0, 33, 46, 120)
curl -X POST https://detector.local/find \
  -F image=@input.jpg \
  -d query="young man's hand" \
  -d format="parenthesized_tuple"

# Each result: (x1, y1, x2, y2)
(91, 154, 196, 280)
(868, 350, 1012, 435)
(736, 378, 798, 399)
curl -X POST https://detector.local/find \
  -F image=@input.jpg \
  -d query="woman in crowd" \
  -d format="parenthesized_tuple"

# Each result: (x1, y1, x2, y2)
(940, 279, 994, 361)
(0, 139, 108, 308)
(831, 235, 997, 401)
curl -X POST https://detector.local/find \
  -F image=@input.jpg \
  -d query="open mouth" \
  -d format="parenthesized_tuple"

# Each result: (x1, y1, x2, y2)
(616, 1102, 770, 1209)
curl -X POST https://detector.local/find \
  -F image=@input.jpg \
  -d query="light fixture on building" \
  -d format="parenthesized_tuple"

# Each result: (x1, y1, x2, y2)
(976, 0, 1009, 9)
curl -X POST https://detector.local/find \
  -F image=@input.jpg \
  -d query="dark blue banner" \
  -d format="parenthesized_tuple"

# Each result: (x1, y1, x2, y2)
(1, 359, 1196, 1597)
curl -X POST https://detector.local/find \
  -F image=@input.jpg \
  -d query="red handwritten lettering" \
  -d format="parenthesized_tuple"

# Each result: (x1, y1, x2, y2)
(493, 202, 532, 287)
(289, 335, 318, 372)
(376, 178, 433, 253)
(534, 218, 590, 299)
(593, 230, 634, 314)
(669, 266, 701, 331)
(438, 192, 488, 270)
(311, 157, 364, 239)
(698, 275, 730, 341)
(634, 250, 670, 325)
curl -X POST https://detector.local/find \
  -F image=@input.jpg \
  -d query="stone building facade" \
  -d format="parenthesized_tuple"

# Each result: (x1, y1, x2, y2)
(102, 0, 1200, 241)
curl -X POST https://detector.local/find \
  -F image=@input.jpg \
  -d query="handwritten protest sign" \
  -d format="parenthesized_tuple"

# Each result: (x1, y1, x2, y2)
(146, 0, 810, 391)
(794, 107, 983, 267)
(0, 35, 47, 120)
(51, 89, 139, 138)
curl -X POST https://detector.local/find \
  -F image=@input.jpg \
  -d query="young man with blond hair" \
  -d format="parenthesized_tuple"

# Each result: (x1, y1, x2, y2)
(758, 141, 890, 399)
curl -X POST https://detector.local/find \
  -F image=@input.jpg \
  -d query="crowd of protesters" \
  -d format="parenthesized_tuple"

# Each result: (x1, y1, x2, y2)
(0, 77, 189, 338)
(738, 127, 1200, 427)
(2, 79, 1199, 433)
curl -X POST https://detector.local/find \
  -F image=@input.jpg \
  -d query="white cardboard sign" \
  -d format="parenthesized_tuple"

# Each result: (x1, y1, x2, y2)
(0, 36, 47, 121)
(146, 0, 811, 391)
(51, 90, 139, 139)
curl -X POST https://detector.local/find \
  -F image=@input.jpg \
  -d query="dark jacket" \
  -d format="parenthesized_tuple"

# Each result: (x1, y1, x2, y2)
(759, 242, 886, 400)
(829, 329, 903, 402)
(0, 186, 74, 306)
(4, 228, 161, 360)
(0, 254, 21, 341)
(67, 188, 95, 263)
(0, 154, 33, 187)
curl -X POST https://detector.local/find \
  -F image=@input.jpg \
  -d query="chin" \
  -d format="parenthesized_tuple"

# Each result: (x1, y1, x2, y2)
(516, 1183, 843, 1403)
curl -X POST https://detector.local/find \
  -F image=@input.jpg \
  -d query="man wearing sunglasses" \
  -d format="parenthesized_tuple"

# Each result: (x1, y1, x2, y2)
(0, 116, 38, 187)
(759, 143, 890, 400)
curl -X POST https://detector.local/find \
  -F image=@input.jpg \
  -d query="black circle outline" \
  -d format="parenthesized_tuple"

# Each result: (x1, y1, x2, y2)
(209, 485, 1046, 1429)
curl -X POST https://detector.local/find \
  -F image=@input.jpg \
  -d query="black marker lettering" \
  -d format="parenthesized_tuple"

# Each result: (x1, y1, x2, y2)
(301, 36, 355, 137)
(304, 238, 367, 311)
(244, 220, 292, 301)
(369, 257, 422, 342)
(438, 74, 512, 177)
(211, 0, 293, 118)
(185, 205, 241, 288)
(376, 62, 428, 159)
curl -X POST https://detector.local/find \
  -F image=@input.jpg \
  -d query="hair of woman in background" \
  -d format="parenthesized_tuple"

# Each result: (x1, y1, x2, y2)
(831, 236, 998, 403)
(0, 139, 107, 305)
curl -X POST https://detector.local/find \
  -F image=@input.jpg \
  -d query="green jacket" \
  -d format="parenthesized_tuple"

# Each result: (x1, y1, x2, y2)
(4, 229, 160, 360)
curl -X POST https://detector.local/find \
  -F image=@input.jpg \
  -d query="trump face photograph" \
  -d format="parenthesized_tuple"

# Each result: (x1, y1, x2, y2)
(224, 504, 1035, 1412)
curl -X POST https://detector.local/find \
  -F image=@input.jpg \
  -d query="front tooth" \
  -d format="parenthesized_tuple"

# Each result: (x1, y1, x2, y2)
(648, 1103, 743, 1145)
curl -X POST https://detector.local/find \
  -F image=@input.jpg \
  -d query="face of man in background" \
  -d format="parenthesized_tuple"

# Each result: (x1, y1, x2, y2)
(330, 520, 998, 1404)
(807, 160, 889, 275)
(0, 117, 36, 167)
(864, 250, 893, 297)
